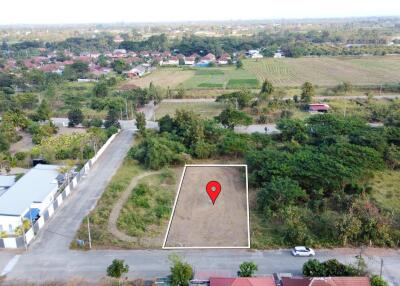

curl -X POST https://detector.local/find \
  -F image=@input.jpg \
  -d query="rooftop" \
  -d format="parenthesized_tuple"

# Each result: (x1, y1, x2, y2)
(0, 164, 60, 217)
(0, 175, 16, 188)
(282, 277, 371, 286)
(210, 277, 276, 286)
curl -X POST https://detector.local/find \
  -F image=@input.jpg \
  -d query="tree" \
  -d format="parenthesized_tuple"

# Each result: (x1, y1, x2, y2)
(112, 59, 128, 74)
(0, 133, 10, 152)
(370, 275, 389, 286)
(238, 262, 258, 277)
(158, 115, 174, 133)
(169, 254, 194, 286)
(68, 108, 84, 127)
(301, 82, 315, 104)
(37, 99, 51, 121)
(260, 79, 274, 95)
(216, 107, 252, 129)
(258, 176, 307, 212)
(93, 82, 109, 97)
(277, 118, 308, 143)
(130, 135, 185, 169)
(216, 90, 253, 110)
(236, 59, 243, 69)
(106, 259, 129, 285)
(136, 112, 146, 135)
(104, 108, 121, 129)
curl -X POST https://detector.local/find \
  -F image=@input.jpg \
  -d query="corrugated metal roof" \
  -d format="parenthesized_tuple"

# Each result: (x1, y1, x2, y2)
(0, 164, 60, 217)
(0, 175, 16, 188)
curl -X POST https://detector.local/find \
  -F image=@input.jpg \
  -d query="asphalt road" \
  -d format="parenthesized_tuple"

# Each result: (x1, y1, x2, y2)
(162, 94, 400, 103)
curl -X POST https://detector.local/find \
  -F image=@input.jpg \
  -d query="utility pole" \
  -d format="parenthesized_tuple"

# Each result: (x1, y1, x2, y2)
(87, 217, 92, 249)
(380, 258, 384, 278)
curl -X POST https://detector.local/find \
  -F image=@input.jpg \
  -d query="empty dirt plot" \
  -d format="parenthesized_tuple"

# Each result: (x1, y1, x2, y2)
(163, 165, 249, 248)
(125, 68, 195, 88)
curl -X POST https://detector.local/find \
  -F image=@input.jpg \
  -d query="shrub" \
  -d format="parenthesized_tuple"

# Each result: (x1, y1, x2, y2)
(238, 262, 258, 277)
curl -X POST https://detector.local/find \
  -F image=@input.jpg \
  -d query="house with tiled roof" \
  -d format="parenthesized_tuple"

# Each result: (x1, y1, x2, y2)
(210, 277, 276, 286)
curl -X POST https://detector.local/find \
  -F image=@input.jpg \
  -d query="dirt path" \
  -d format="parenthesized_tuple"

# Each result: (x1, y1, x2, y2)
(107, 171, 162, 244)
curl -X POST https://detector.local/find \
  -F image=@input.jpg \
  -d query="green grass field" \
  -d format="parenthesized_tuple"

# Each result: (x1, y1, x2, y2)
(227, 78, 259, 89)
(155, 101, 227, 119)
(371, 170, 400, 213)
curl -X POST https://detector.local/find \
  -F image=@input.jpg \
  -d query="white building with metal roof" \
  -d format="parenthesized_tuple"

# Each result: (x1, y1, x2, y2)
(0, 164, 61, 234)
(0, 175, 16, 197)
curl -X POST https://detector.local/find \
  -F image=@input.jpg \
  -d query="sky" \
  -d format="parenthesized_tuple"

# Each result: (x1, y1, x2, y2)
(1, 0, 400, 25)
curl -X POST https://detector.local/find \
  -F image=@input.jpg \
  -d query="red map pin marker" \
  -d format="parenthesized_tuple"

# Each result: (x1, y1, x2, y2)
(206, 181, 221, 205)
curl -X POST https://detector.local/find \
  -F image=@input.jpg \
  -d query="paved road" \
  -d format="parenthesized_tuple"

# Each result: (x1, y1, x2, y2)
(161, 94, 400, 103)
(25, 129, 132, 255)
(3, 247, 400, 284)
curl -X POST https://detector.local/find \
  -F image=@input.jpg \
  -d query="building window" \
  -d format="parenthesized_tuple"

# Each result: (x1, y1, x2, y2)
(0, 225, 3, 232)
(8, 224, 13, 232)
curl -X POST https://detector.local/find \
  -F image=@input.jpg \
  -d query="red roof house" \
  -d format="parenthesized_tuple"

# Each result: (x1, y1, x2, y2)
(308, 103, 330, 112)
(281, 277, 371, 286)
(210, 277, 276, 286)
(202, 53, 216, 62)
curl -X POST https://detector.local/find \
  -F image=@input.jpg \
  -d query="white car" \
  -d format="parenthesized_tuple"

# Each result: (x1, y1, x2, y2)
(292, 246, 315, 257)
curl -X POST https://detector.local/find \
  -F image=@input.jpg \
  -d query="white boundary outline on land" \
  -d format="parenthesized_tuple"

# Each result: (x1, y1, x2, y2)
(162, 164, 250, 249)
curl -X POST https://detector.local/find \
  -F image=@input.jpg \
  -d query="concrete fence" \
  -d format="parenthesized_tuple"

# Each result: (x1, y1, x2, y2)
(0, 130, 120, 249)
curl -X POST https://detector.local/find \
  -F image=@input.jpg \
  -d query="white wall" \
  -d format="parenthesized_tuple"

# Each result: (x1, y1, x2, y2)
(0, 215, 22, 233)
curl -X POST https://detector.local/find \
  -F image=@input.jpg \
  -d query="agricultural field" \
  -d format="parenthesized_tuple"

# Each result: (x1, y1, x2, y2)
(155, 101, 227, 119)
(125, 56, 400, 92)
(180, 67, 259, 89)
(243, 56, 400, 87)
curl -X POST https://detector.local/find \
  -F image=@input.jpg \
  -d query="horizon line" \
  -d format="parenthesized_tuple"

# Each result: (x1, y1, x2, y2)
(0, 15, 399, 27)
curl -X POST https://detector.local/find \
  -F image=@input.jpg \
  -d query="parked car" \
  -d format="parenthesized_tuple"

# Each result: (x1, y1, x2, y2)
(292, 246, 315, 256)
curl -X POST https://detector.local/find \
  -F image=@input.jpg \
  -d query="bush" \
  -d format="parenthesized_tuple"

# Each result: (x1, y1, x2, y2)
(130, 134, 186, 169)
(238, 262, 258, 277)
(106, 259, 129, 279)
(303, 259, 361, 277)
(370, 275, 389, 286)
(169, 255, 194, 286)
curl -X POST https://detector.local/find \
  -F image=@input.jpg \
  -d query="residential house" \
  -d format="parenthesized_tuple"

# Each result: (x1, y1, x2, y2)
(308, 103, 330, 112)
(113, 35, 124, 43)
(210, 277, 276, 286)
(247, 50, 263, 59)
(281, 277, 371, 286)
(202, 53, 216, 62)
(124, 64, 153, 78)
(217, 54, 231, 65)
(160, 56, 179, 66)
(184, 56, 196, 65)
(0, 164, 62, 234)
(112, 49, 127, 58)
